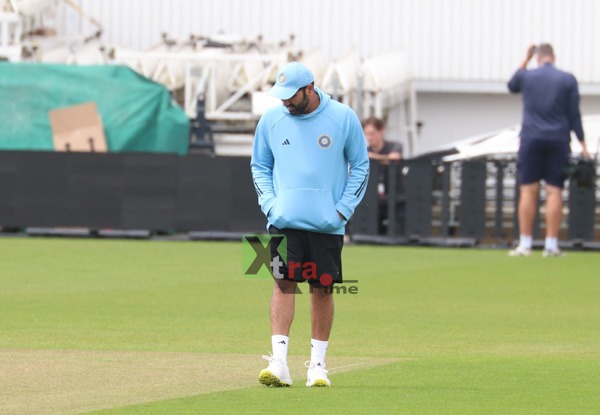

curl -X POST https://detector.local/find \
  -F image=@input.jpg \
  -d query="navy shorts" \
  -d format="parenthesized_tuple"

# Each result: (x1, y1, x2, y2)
(517, 138, 570, 187)
(269, 226, 343, 287)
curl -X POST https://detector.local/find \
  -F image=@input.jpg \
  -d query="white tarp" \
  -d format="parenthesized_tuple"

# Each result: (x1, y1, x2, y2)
(441, 115, 600, 162)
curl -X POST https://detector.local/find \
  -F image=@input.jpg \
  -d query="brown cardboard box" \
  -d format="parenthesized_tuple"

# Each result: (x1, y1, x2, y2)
(49, 102, 108, 152)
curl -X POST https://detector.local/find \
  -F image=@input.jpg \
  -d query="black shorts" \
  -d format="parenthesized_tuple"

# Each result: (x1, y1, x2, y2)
(269, 226, 343, 287)
(517, 138, 570, 187)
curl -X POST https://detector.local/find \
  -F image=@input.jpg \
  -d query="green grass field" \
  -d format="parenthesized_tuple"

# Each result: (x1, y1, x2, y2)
(1, 237, 599, 414)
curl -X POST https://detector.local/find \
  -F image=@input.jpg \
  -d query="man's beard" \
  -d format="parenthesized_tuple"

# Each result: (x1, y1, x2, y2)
(286, 89, 309, 115)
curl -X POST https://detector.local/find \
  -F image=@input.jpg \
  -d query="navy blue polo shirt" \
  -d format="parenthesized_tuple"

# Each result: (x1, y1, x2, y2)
(508, 63, 584, 143)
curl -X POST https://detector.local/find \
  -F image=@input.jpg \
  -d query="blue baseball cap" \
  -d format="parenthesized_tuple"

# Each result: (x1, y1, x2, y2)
(268, 61, 314, 100)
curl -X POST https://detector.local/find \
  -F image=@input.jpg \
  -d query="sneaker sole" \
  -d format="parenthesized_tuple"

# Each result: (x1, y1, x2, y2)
(258, 370, 291, 387)
(508, 251, 531, 257)
(307, 379, 330, 387)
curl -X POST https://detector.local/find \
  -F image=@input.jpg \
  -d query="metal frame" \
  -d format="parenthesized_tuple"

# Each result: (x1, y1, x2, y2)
(0, 12, 22, 61)
(115, 49, 288, 121)
(1, 0, 105, 63)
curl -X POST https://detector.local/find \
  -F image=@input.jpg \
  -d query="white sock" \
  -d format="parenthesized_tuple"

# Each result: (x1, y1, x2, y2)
(545, 237, 558, 251)
(271, 335, 289, 364)
(310, 339, 328, 367)
(519, 235, 532, 249)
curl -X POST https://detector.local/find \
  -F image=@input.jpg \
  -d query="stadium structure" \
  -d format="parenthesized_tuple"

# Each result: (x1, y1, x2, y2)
(0, 0, 598, 247)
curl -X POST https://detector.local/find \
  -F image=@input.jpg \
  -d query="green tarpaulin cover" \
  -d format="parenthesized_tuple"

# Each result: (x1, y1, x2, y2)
(0, 63, 189, 155)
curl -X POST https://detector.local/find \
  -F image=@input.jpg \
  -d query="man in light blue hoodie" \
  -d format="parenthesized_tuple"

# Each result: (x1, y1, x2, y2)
(252, 62, 369, 388)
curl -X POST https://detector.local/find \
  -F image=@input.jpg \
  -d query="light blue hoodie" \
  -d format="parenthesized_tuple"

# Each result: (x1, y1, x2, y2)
(251, 88, 370, 235)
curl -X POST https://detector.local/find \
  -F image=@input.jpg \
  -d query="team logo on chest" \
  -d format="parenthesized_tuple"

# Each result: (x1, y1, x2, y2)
(317, 134, 332, 149)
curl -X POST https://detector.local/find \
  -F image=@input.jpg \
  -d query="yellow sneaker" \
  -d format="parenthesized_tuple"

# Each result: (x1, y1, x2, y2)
(259, 355, 292, 387)
(305, 361, 331, 387)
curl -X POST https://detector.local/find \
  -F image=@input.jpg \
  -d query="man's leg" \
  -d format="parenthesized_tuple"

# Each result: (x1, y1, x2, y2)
(269, 226, 300, 353)
(271, 278, 297, 336)
(510, 182, 539, 256)
(259, 227, 299, 387)
(310, 287, 334, 341)
(543, 184, 563, 255)
(305, 286, 334, 387)
(541, 139, 569, 256)
(544, 184, 563, 238)
(512, 138, 542, 256)
(259, 278, 297, 387)
(518, 182, 540, 238)
(304, 230, 342, 387)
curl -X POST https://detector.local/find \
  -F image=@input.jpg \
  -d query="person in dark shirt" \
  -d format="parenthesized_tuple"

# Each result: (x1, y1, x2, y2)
(363, 117, 403, 163)
(363, 117, 403, 192)
(507, 43, 590, 257)
(362, 117, 404, 234)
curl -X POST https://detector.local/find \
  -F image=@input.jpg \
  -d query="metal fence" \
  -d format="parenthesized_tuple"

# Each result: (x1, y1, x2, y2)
(1, 152, 597, 247)
(352, 159, 600, 248)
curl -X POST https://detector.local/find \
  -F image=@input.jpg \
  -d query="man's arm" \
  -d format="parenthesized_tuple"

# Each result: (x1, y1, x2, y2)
(567, 83, 590, 158)
(508, 45, 536, 92)
(580, 140, 591, 159)
(250, 117, 277, 217)
(567, 88, 585, 142)
(565, 76, 591, 158)
(368, 142, 402, 164)
(335, 113, 370, 221)
(368, 151, 399, 162)
(519, 44, 536, 70)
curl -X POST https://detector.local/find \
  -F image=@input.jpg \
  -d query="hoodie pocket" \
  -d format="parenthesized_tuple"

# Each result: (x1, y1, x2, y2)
(269, 188, 343, 232)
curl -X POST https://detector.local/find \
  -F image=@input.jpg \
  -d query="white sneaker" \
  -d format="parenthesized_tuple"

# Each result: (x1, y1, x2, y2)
(305, 361, 331, 387)
(509, 246, 532, 257)
(258, 354, 292, 387)
(543, 249, 564, 258)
